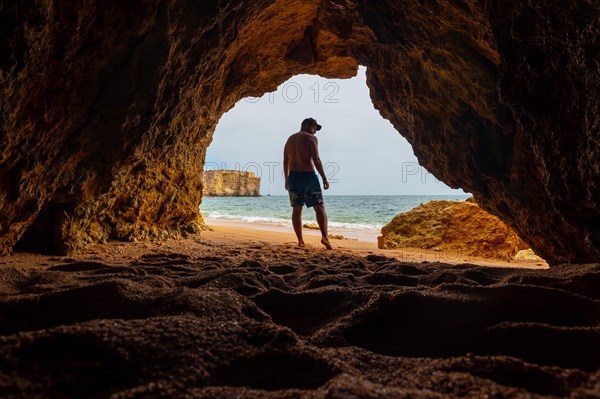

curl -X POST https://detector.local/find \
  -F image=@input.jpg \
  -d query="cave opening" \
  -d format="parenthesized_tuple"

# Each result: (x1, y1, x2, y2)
(202, 66, 468, 243)
(1, 0, 595, 266)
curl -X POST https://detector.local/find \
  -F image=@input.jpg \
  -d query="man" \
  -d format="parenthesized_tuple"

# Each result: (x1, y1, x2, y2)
(283, 117, 332, 250)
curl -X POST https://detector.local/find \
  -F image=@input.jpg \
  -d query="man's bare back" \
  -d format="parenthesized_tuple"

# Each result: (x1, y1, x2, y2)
(284, 132, 318, 172)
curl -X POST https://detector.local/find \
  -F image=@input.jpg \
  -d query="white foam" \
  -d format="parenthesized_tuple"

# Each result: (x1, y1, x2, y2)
(328, 221, 383, 230)
(207, 212, 380, 231)
(208, 212, 288, 225)
(239, 216, 292, 227)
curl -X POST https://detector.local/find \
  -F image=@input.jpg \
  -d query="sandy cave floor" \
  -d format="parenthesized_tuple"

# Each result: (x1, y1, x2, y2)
(0, 226, 599, 398)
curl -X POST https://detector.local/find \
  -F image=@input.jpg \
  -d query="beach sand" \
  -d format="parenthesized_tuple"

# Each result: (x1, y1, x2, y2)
(1, 222, 599, 397)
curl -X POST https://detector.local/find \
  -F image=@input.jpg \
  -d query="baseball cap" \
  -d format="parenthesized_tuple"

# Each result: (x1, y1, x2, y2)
(302, 117, 322, 131)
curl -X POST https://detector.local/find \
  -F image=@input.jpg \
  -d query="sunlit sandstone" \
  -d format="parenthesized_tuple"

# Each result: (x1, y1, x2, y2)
(203, 170, 261, 197)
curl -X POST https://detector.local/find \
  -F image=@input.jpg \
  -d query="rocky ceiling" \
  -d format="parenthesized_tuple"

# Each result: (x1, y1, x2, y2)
(0, 0, 598, 265)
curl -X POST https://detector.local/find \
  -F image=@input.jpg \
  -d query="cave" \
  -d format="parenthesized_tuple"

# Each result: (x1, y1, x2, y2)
(1, 0, 598, 265)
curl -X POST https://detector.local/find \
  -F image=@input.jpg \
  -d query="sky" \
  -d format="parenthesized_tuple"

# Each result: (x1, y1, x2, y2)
(205, 66, 467, 196)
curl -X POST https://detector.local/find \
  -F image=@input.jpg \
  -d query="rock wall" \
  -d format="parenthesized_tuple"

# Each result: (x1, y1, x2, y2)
(378, 199, 529, 261)
(0, 1, 598, 264)
(203, 170, 260, 197)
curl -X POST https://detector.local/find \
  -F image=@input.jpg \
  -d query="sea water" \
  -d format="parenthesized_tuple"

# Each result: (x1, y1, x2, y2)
(201, 195, 470, 242)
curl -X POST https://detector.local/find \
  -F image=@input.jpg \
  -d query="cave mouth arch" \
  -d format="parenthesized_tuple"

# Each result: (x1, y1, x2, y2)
(201, 67, 470, 242)
(2, 1, 597, 265)
(205, 66, 466, 197)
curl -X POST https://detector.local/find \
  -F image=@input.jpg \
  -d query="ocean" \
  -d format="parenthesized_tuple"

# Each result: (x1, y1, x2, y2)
(201, 195, 470, 242)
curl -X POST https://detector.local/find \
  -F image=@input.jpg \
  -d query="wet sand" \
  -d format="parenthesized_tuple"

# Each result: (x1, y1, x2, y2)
(1, 224, 599, 397)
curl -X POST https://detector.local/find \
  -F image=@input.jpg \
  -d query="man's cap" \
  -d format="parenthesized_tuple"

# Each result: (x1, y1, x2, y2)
(302, 117, 322, 131)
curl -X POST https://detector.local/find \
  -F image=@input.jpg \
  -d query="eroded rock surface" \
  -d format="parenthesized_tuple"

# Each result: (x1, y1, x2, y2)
(203, 170, 261, 196)
(378, 199, 529, 261)
(1, 1, 598, 264)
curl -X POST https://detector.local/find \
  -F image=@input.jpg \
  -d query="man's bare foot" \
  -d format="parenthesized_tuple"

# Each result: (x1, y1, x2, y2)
(321, 237, 333, 250)
(298, 242, 305, 248)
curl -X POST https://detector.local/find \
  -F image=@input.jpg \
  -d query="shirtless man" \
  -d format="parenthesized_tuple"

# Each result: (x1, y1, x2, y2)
(283, 117, 332, 249)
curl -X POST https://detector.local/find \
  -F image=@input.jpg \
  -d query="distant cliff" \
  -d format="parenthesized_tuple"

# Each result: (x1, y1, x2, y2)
(202, 170, 260, 197)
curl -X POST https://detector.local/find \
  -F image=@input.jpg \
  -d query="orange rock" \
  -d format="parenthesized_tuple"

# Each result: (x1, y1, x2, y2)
(0, 1, 596, 265)
(378, 199, 529, 261)
(203, 170, 261, 197)
(303, 223, 320, 230)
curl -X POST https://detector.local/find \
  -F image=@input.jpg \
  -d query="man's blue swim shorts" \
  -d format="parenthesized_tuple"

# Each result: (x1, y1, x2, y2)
(287, 171, 324, 208)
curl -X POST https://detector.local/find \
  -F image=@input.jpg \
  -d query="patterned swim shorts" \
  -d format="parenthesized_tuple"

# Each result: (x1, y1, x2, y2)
(287, 171, 324, 208)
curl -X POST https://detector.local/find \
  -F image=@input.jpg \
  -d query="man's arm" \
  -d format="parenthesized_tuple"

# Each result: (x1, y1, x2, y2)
(283, 142, 289, 190)
(310, 137, 329, 190)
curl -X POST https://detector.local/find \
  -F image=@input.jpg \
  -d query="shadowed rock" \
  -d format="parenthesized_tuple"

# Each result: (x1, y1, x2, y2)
(0, 1, 598, 264)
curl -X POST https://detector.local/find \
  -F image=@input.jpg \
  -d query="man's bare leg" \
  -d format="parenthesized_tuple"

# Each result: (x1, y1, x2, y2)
(314, 204, 332, 250)
(292, 205, 305, 247)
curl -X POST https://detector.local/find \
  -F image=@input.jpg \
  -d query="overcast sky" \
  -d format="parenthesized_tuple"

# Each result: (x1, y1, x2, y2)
(206, 66, 467, 196)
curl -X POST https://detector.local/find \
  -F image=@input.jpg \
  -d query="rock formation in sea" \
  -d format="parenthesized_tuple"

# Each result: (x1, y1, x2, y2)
(0, 1, 598, 264)
(203, 170, 261, 197)
(378, 199, 529, 261)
